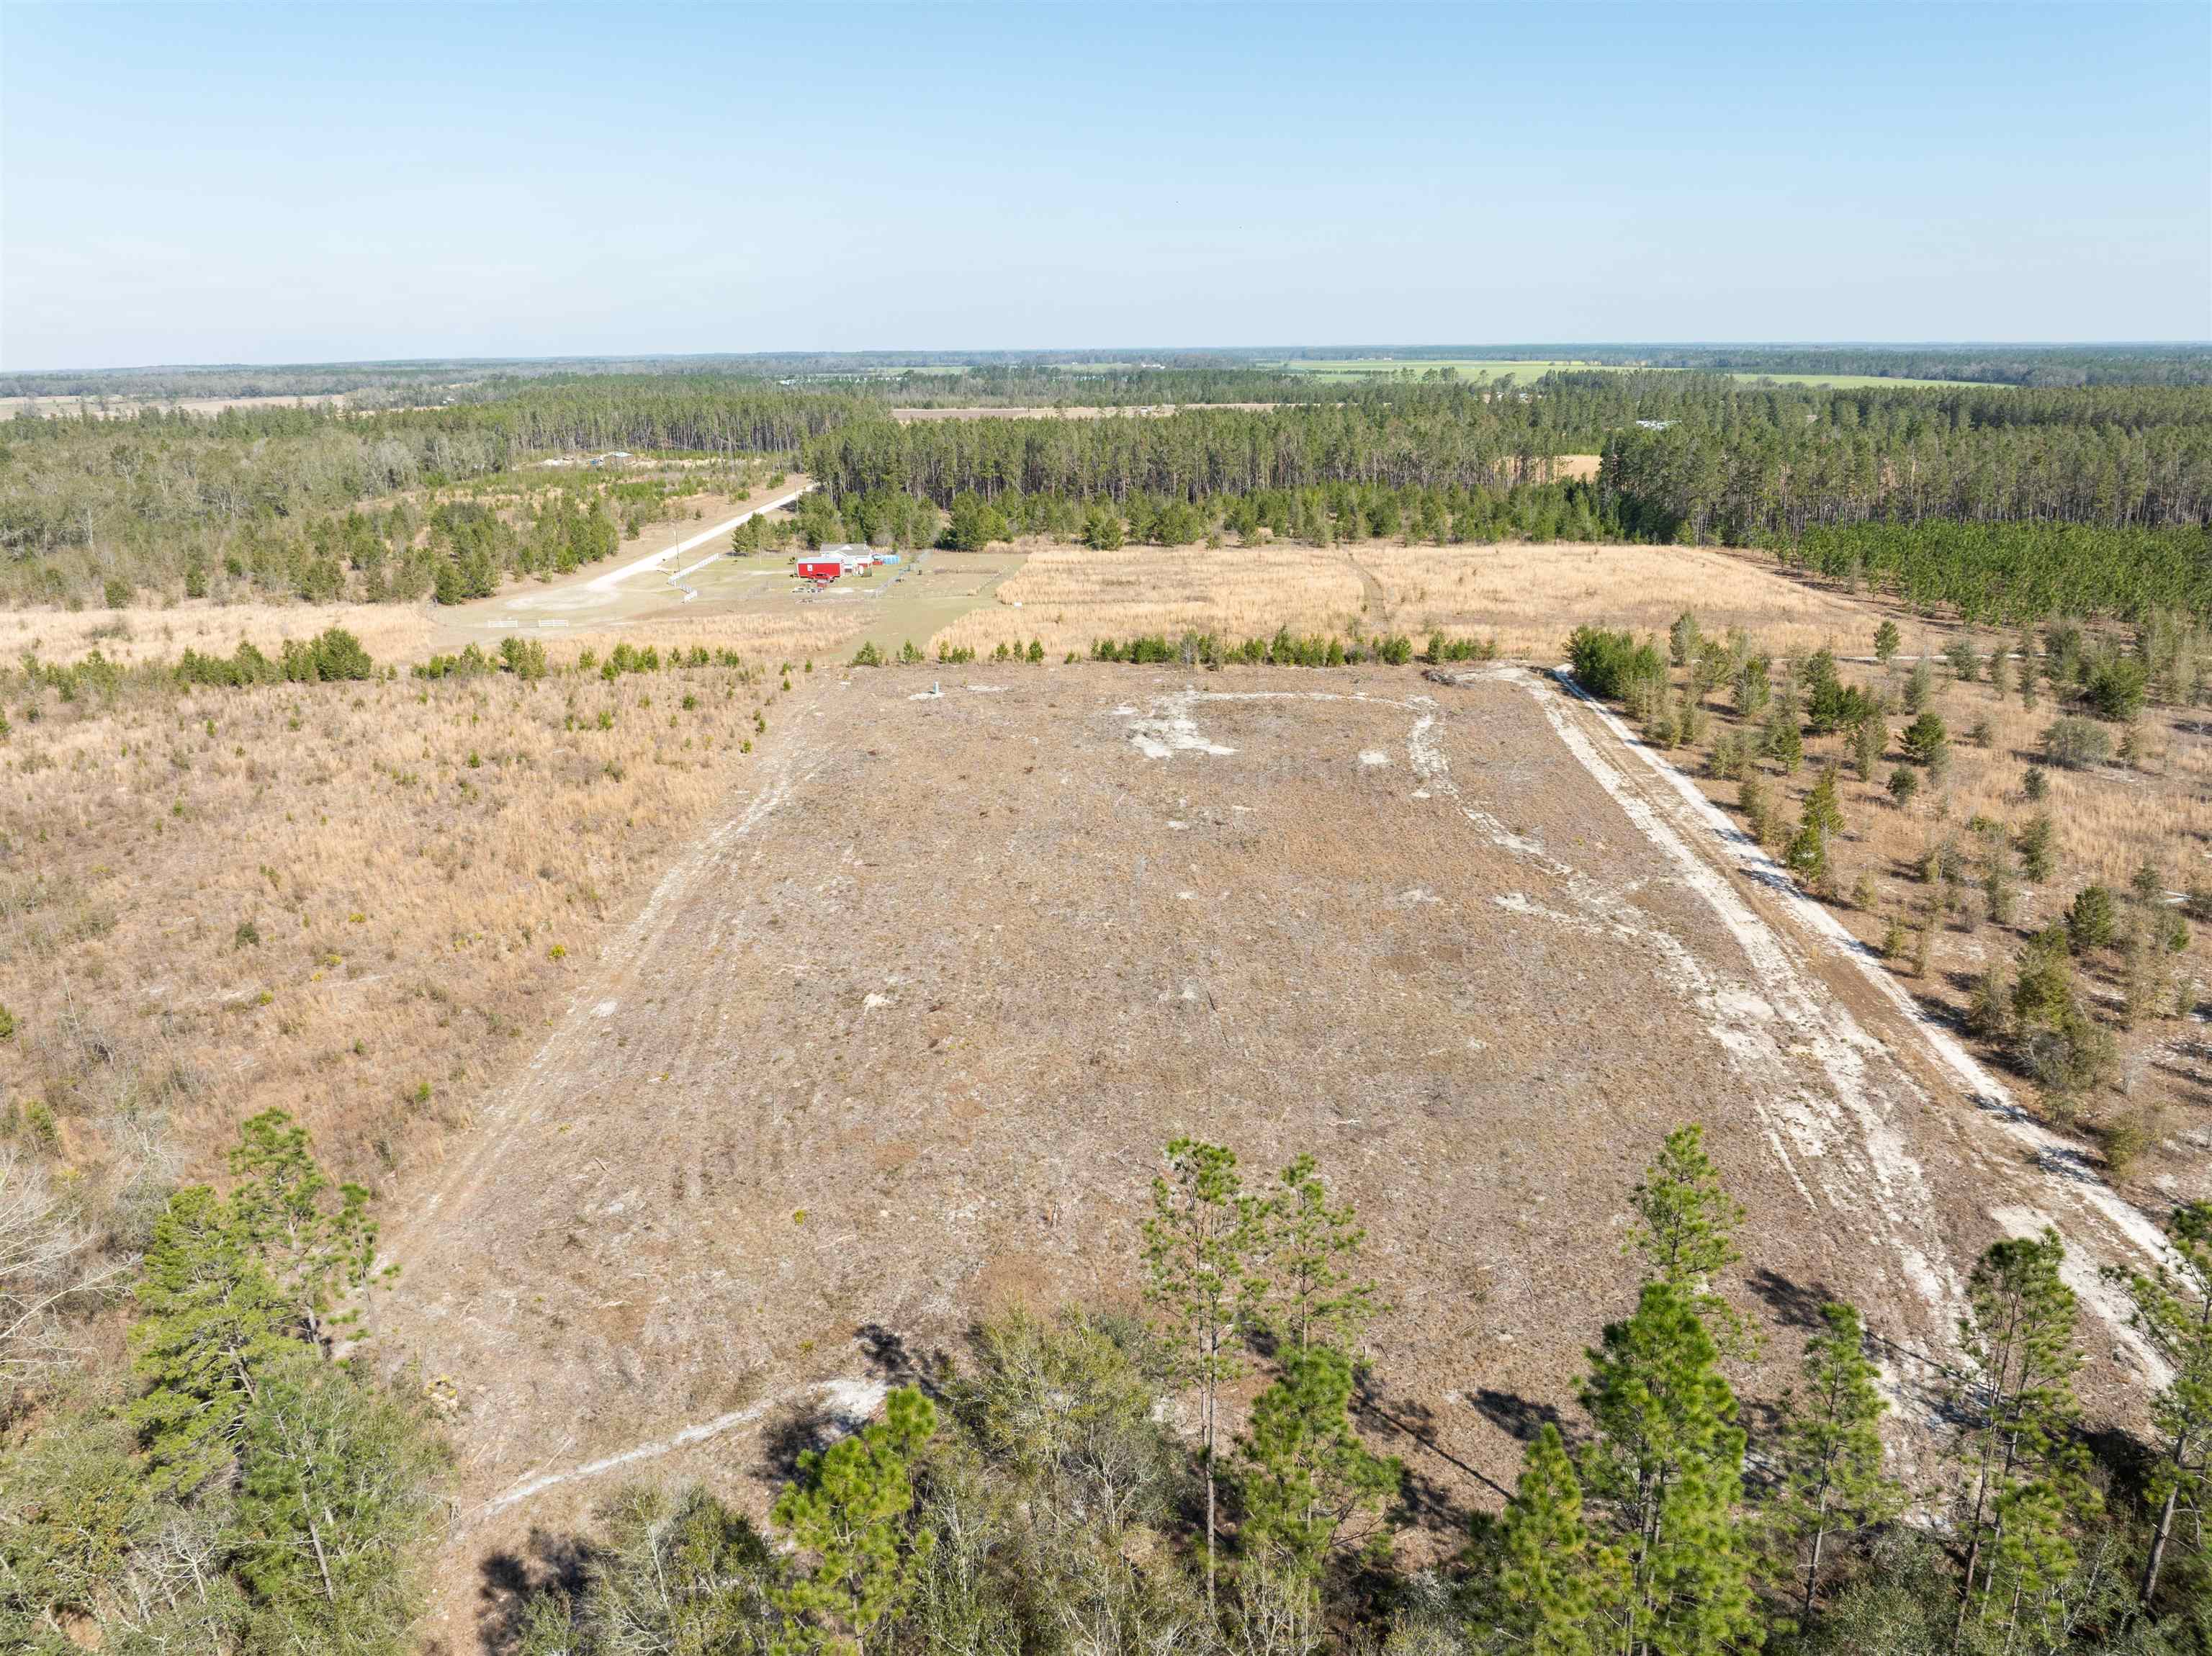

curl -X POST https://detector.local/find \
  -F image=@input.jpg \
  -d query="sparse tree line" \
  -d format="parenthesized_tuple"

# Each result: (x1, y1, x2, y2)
(498, 1130, 2212, 1656)
(1568, 605, 2208, 1169)
(5, 1087, 2209, 1656)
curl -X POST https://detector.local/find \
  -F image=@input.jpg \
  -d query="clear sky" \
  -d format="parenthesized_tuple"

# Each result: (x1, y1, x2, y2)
(4, 1, 2207, 369)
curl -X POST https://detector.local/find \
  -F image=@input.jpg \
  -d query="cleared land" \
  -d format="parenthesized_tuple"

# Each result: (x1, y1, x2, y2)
(932, 537, 1881, 661)
(366, 662, 2177, 1637)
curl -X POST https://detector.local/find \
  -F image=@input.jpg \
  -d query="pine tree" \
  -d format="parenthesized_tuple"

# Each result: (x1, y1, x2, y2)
(2105, 1200, 2212, 1606)
(230, 1349, 448, 1652)
(1851, 714, 1884, 783)
(1762, 706, 1802, 775)
(1142, 1137, 1265, 1610)
(1627, 1125, 1753, 1356)
(130, 1110, 385, 1495)
(1235, 1344, 1401, 1578)
(772, 1386, 938, 1656)
(1946, 1230, 2093, 1651)
(1578, 1282, 1762, 1656)
(1874, 621, 1900, 665)
(1261, 1153, 1380, 1354)
(1771, 1302, 1899, 1622)
(1488, 1423, 1622, 1656)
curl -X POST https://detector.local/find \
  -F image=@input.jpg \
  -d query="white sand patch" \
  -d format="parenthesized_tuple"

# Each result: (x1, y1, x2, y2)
(1547, 668, 2183, 1352)
(1359, 749, 1390, 766)
(1990, 1206, 2171, 1383)
(479, 1374, 887, 1521)
(1120, 692, 1238, 760)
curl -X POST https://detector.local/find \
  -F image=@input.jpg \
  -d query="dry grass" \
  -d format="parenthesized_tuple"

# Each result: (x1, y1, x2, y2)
(1362, 541, 1885, 658)
(930, 538, 1897, 663)
(0, 656, 795, 1201)
(1668, 653, 2210, 1191)
(547, 609, 868, 673)
(0, 602, 439, 671)
(930, 539, 1365, 657)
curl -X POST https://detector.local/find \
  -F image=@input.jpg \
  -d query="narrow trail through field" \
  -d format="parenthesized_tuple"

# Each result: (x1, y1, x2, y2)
(1346, 552, 1390, 628)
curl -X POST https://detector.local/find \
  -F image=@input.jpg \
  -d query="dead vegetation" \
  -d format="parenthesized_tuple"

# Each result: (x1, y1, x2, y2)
(0, 647, 800, 1208)
(928, 538, 1892, 663)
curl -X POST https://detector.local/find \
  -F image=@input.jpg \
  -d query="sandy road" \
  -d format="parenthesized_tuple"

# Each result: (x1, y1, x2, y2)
(583, 479, 814, 593)
(1525, 668, 2177, 1375)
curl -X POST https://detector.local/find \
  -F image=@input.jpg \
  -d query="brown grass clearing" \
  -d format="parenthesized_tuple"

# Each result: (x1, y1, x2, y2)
(364, 664, 2174, 1632)
(0, 601, 441, 671)
(1364, 539, 1891, 658)
(932, 536, 1916, 664)
(927, 539, 1366, 657)
(0, 655, 795, 1203)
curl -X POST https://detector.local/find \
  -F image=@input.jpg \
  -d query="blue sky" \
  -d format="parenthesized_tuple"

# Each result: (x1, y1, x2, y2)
(4, 1, 2207, 369)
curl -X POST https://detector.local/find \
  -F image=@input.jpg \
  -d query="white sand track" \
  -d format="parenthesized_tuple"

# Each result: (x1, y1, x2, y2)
(583, 480, 815, 594)
(1539, 667, 2176, 1377)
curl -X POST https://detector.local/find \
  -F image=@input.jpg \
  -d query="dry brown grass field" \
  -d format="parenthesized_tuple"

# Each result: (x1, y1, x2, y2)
(930, 539, 1367, 658)
(0, 650, 801, 1204)
(932, 536, 1894, 662)
(0, 600, 440, 671)
(1362, 539, 1884, 657)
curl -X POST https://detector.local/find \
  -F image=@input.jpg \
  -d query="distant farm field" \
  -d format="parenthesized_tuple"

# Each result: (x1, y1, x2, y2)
(1266, 357, 1985, 389)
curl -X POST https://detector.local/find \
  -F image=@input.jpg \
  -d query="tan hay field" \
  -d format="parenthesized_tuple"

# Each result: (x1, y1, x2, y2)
(932, 537, 1899, 662)
(929, 539, 1366, 657)
(0, 660, 792, 1197)
(1362, 540, 1886, 658)
(0, 602, 440, 671)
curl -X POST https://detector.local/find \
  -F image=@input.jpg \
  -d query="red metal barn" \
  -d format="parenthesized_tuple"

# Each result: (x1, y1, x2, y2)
(796, 558, 842, 582)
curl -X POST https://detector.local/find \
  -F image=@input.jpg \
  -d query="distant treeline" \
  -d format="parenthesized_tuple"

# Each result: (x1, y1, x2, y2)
(8, 369, 2212, 617)
(1262, 343, 2212, 387)
(811, 374, 2212, 533)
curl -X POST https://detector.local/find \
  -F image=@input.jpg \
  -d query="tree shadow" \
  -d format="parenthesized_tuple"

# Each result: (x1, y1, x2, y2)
(856, 1321, 946, 1395)
(477, 1526, 597, 1655)
(1469, 1387, 1563, 1446)
(1748, 1266, 1840, 1331)
(1352, 1372, 1509, 1519)
(755, 1395, 845, 1482)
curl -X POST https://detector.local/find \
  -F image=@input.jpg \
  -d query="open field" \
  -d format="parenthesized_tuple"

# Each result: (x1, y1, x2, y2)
(932, 537, 1883, 661)
(7, 525, 2206, 1644)
(358, 660, 2184, 1637)
(1360, 539, 1890, 655)
(0, 656, 797, 1201)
